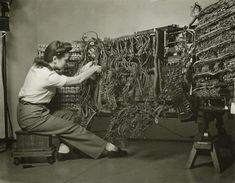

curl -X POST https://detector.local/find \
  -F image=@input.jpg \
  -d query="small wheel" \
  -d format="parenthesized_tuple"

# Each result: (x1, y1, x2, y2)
(14, 158, 21, 165)
(47, 156, 55, 164)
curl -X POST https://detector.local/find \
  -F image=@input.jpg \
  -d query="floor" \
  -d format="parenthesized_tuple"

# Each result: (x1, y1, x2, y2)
(0, 140, 234, 183)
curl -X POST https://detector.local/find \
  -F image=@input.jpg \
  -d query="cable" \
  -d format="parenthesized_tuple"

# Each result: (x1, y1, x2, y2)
(2, 33, 8, 139)
(1, 32, 14, 141)
(157, 122, 199, 139)
(82, 31, 99, 41)
(6, 102, 13, 137)
(3, 36, 13, 138)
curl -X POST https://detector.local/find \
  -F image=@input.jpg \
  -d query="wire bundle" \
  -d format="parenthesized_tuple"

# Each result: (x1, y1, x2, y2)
(98, 32, 157, 112)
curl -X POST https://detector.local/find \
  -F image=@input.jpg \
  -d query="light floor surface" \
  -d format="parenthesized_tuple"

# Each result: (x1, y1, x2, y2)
(0, 140, 234, 183)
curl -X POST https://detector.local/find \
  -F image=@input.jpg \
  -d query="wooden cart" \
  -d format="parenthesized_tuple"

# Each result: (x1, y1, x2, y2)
(12, 130, 56, 165)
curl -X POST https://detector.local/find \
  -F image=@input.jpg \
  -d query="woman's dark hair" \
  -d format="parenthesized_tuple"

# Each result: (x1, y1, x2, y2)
(34, 40, 72, 68)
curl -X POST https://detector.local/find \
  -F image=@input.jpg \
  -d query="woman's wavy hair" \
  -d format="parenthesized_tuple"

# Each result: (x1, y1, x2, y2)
(34, 40, 72, 69)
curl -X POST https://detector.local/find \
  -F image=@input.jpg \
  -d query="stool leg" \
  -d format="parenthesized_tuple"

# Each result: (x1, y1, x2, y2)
(211, 144, 222, 172)
(185, 144, 198, 169)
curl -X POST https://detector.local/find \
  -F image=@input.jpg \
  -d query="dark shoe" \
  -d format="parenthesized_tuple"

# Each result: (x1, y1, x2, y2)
(107, 149, 128, 158)
(57, 153, 69, 161)
(57, 151, 83, 161)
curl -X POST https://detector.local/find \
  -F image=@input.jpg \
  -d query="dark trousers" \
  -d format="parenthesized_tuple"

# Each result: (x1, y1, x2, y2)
(197, 110, 225, 136)
(17, 102, 106, 159)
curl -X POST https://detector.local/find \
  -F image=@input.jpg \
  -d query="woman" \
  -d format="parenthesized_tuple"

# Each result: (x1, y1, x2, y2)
(17, 40, 127, 160)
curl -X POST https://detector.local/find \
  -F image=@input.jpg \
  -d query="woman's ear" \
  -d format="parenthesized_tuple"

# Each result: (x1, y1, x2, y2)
(52, 56, 57, 63)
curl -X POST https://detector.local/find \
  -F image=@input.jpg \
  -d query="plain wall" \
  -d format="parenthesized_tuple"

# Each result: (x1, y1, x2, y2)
(36, 0, 219, 42)
(2, 0, 234, 141)
(0, 0, 38, 138)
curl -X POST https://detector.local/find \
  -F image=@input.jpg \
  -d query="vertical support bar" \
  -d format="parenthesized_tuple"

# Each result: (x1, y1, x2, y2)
(153, 29, 158, 98)
(155, 29, 164, 95)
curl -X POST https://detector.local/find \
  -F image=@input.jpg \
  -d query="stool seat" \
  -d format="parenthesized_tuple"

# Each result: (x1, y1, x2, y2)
(15, 130, 39, 135)
(15, 130, 35, 135)
(15, 130, 56, 136)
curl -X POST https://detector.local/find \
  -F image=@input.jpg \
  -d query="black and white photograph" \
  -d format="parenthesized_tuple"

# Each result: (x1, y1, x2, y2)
(0, 0, 234, 182)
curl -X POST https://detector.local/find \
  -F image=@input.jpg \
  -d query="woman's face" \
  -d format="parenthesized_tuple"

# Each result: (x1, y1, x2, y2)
(55, 53, 70, 70)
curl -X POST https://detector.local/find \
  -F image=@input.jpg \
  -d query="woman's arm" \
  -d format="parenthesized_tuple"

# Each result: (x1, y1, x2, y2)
(64, 65, 101, 86)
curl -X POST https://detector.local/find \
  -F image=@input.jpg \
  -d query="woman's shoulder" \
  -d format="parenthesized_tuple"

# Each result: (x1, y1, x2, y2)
(32, 64, 55, 75)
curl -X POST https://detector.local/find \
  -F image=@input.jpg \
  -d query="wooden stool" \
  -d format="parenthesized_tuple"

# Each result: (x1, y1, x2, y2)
(12, 130, 56, 165)
(185, 107, 234, 172)
(185, 135, 234, 172)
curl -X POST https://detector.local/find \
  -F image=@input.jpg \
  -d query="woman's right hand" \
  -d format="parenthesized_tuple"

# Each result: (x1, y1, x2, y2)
(93, 65, 102, 73)
(80, 61, 94, 73)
